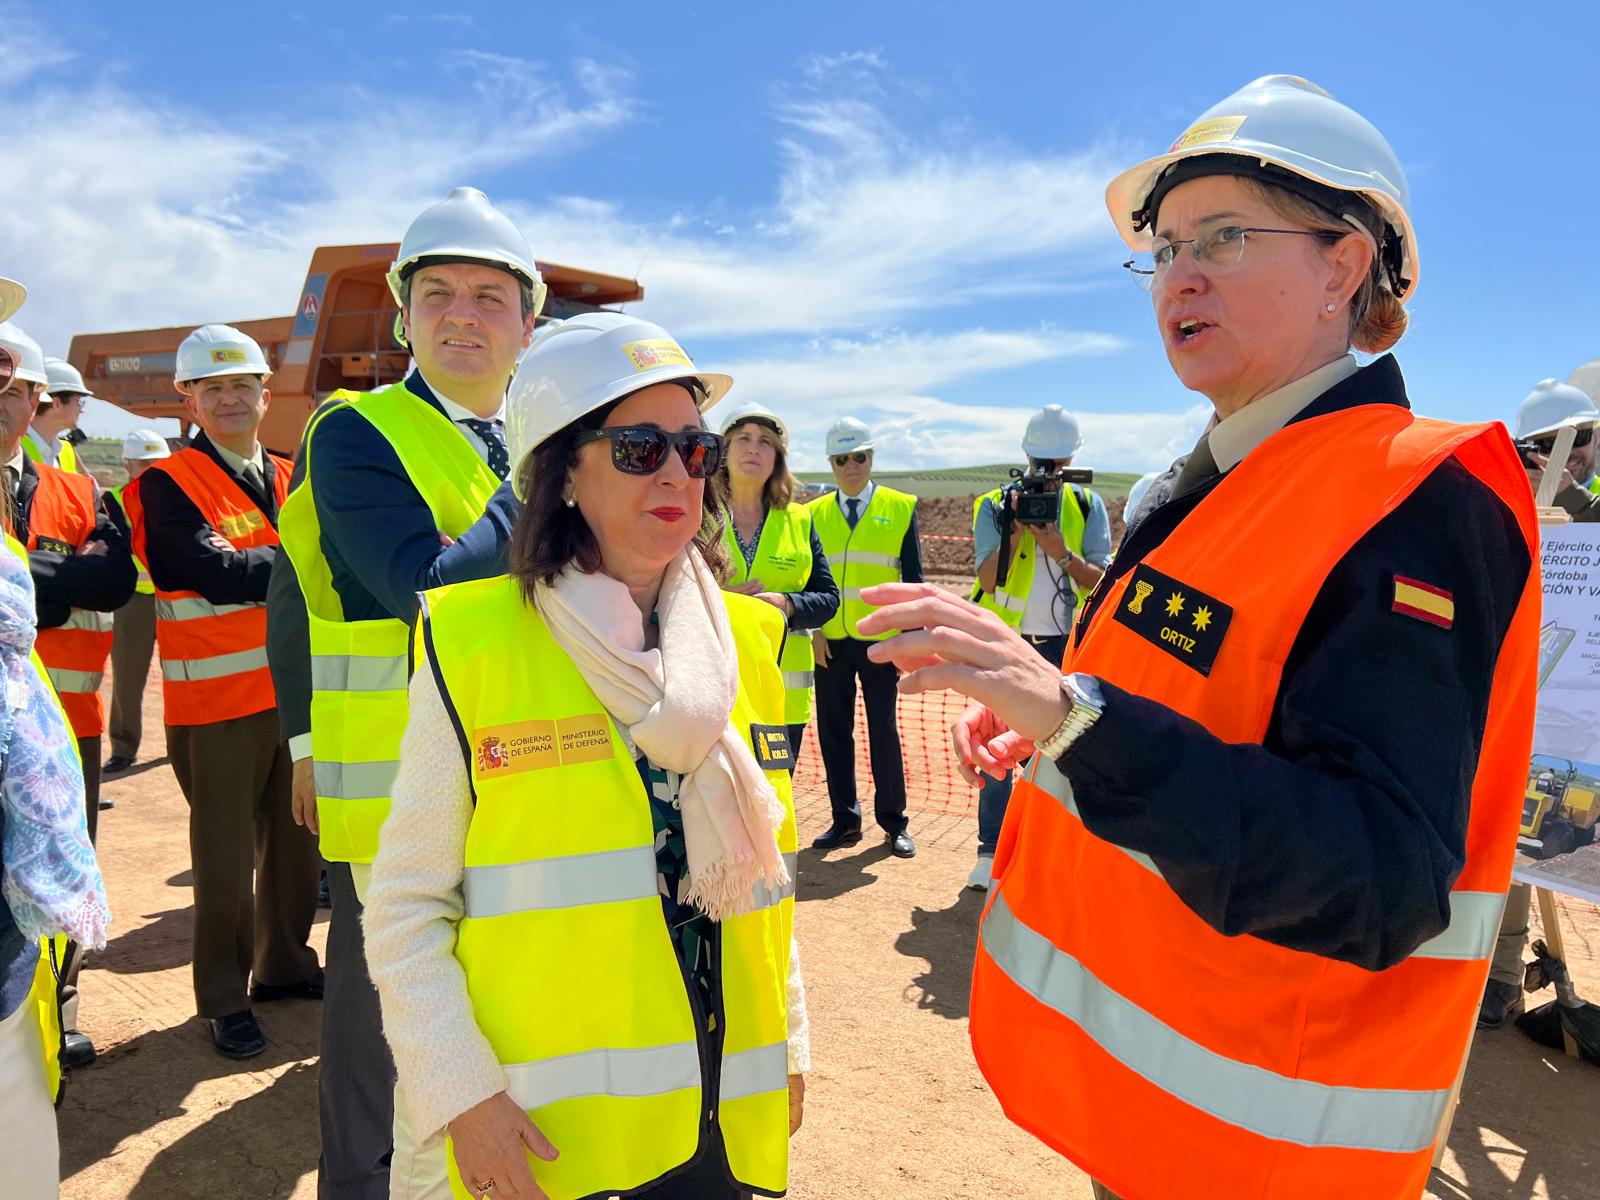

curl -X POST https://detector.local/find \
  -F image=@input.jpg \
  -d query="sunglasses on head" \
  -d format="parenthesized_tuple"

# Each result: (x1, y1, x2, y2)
(574, 425, 725, 478)
(832, 451, 869, 466)
(0, 347, 13, 391)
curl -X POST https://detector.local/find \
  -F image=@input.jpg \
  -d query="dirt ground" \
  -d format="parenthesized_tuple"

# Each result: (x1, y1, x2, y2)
(59, 663, 1600, 1200)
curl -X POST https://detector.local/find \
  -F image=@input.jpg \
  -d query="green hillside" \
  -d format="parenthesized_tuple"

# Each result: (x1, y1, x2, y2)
(796, 463, 1141, 500)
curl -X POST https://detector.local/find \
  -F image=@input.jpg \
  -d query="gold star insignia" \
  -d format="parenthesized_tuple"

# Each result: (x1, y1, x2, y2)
(1192, 605, 1212, 632)
(1165, 591, 1185, 617)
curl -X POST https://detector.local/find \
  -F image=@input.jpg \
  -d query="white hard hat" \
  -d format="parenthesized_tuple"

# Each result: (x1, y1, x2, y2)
(121, 429, 171, 461)
(0, 321, 49, 386)
(504, 312, 733, 498)
(0, 278, 24, 325)
(1106, 75, 1418, 300)
(175, 324, 271, 385)
(44, 357, 93, 398)
(718, 399, 788, 449)
(1126, 471, 1162, 516)
(825, 417, 875, 457)
(387, 187, 547, 341)
(1515, 379, 1600, 440)
(1022, 405, 1083, 460)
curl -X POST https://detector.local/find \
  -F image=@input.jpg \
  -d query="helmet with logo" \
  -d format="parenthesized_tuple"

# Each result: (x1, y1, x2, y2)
(175, 325, 272, 386)
(825, 417, 875, 457)
(387, 187, 547, 349)
(504, 313, 732, 497)
(1106, 75, 1418, 301)
(1515, 379, 1600, 440)
(122, 429, 171, 461)
(0, 321, 49, 386)
(1022, 405, 1083, 460)
(718, 399, 789, 449)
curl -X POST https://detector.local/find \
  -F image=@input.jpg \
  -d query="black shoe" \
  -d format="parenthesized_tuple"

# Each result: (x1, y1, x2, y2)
(103, 755, 134, 774)
(209, 1010, 266, 1059)
(61, 1029, 96, 1068)
(1478, 978, 1524, 1029)
(317, 869, 332, 909)
(888, 831, 916, 859)
(811, 822, 863, 850)
(249, 971, 325, 1003)
(97, 796, 115, 811)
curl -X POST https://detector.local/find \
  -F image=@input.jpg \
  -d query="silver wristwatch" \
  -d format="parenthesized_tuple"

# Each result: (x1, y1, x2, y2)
(1035, 673, 1105, 759)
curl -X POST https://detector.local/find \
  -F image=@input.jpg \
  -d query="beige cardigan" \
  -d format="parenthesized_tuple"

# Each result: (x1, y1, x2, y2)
(364, 665, 811, 1143)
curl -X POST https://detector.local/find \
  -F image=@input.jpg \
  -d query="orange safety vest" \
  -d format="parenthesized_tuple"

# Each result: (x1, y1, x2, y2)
(124, 447, 290, 727)
(970, 404, 1539, 1200)
(25, 465, 113, 739)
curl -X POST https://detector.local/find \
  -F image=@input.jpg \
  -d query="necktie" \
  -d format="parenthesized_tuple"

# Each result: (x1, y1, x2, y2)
(462, 418, 510, 481)
(845, 498, 860, 529)
(241, 460, 266, 496)
(1168, 435, 1219, 502)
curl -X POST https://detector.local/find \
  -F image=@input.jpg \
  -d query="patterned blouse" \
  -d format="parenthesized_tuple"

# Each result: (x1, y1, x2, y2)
(732, 509, 767, 571)
(636, 755, 719, 1039)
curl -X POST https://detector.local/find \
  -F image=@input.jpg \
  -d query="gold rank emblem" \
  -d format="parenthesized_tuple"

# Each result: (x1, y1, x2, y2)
(1111, 564, 1234, 677)
(1127, 580, 1155, 614)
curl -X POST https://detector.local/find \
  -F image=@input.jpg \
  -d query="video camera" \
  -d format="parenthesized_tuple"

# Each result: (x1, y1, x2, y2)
(993, 463, 1094, 588)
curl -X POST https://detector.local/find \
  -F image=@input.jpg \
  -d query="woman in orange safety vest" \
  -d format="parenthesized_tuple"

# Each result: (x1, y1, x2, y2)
(857, 76, 1539, 1200)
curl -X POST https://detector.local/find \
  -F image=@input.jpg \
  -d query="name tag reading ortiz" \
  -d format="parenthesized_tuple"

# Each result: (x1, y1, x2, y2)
(1111, 563, 1233, 676)
(473, 713, 614, 779)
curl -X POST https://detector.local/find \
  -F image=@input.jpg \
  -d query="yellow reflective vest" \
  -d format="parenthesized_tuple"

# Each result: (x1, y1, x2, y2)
(22, 433, 78, 475)
(278, 383, 501, 864)
(721, 503, 817, 724)
(969, 484, 1093, 628)
(807, 486, 916, 641)
(422, 577, 796, 1200)
(110, 484, 154, 595)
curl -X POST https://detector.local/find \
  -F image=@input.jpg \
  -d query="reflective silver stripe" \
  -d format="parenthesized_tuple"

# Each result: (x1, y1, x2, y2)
(46, 667, 104, 693)
(1030, 756, 1497, 962)
(156, 596, 260, 622)
(310, 653, 408, 693)
(841, 587, 865, 602)
(747, 852, 799, 911)
(989, 589, 1026, 612)
(315, 760, 398, 802)
(503, 1042, 701, 1110)
(59, 609, 115, 633)
(782, 670, 814, 690)
(845, 551, 901, 570)
(463, 846, 657, 919)
(719, 1042, 788, 1101)
(982, 890, 1449, 1154)
(160, 645, 269, 682)
(1411, 891, 1506, 960)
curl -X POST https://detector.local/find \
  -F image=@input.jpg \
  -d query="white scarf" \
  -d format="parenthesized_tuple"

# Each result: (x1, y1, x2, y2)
(533, 546, 789, 921)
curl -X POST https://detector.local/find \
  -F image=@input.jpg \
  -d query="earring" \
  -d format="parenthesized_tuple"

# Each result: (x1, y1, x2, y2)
(1325, 303, 1337, 312)
(564, 496, 576, 508)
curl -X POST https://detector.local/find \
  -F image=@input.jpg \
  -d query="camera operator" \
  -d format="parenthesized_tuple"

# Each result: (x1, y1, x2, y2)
(1514, 378, 1600, 522)
(966, 405, 1111, 891)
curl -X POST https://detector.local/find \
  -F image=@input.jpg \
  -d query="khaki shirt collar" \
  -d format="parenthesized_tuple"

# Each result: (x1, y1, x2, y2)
(1208, 354, 1359, 474)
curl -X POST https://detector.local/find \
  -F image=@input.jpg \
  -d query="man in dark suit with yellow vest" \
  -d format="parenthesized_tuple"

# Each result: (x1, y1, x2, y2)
(277, 187, 532, 1200)
(0, 318, 136, 1071)
(807, 417, 922, 859)
(126, 324, 321, 1061)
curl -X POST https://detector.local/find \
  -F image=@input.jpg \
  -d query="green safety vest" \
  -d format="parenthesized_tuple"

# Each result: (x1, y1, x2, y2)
(1588, 476, 1600, 497)
(722, 503, 817, 724)
(22, 432, 78, 475)
(807, 486, 917, 641)
(969, 485, 1093, 628)
(278, 382, 501, 864)
(110, 484, 154, 595)
(423, 577, 795, 1200)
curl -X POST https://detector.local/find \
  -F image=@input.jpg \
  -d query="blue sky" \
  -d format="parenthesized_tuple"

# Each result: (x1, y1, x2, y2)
(7, 2, 1598, 470)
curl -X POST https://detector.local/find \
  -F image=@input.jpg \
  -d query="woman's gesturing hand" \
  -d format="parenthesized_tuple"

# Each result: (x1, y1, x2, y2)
(856, 583, 1069, 742)
(448, 1091, 560, 1200)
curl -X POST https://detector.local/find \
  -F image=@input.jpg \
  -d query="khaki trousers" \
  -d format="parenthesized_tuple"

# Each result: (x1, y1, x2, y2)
(1489, 881, 1532, 988)
(166, 708, 320, 1017)
(109, 591, 155, 761)
(0, 999, 58, 1198)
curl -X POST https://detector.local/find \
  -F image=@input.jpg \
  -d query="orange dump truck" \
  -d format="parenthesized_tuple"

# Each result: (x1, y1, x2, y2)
(68, 243, 644, 455)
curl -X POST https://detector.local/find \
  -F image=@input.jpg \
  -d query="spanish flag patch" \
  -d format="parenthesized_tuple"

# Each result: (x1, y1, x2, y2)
(1392, 576, 1454, 629)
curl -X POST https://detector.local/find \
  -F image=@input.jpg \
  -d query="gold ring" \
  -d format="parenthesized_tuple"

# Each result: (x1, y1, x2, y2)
(475, 1181, 495, 1196)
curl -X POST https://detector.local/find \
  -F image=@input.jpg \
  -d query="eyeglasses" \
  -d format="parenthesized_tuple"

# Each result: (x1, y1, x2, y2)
(1123, 226, 1349, 292)
(0, 347, 12, 391)
(1530, 426, 1596, 454)
(832, 452, 869, 466)
(574, 426, 725, 478)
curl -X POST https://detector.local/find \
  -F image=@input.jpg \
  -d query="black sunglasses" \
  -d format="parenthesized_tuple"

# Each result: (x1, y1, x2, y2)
(1531, 427, 1594, 453)
(832, 452, 869, 466)
(0, 347, 13, 391)
(575, 426, 725, 478)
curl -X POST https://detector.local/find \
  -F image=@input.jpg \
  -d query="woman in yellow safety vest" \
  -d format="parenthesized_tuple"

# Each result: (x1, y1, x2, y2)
(365, 312, 808, 1200)
(717, 401, 839, 767)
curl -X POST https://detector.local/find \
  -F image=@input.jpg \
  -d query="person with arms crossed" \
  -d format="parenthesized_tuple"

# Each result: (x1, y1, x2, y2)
(102, 429, 170, 775)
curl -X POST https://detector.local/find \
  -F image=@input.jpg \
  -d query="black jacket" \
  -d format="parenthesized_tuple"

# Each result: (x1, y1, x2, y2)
(1059, 356, 1531, 971)
(15, 458, 137, 628)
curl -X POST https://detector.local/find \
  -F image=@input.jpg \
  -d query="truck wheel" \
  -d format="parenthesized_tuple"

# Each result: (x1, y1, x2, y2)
(1540, 822, 1575, 858)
